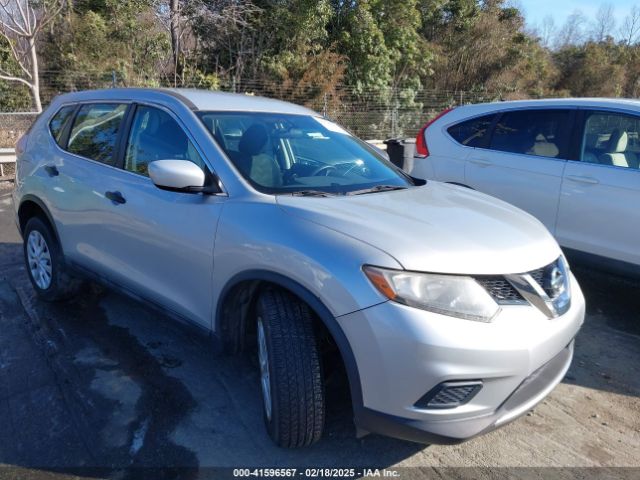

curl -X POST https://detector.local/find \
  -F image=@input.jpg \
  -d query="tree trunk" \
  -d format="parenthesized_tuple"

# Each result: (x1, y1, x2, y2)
(170, 0, 181, 86)
(28, 36, 42, 113)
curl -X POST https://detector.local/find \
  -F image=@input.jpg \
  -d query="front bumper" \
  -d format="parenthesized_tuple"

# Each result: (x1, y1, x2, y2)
(338, 272, 585, 443)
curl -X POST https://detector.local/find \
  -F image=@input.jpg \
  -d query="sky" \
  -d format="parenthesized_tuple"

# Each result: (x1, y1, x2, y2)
(517, 0, 638, 38)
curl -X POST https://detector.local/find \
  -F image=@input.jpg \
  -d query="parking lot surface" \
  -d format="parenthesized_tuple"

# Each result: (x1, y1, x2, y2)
(0, 181, 639, 479)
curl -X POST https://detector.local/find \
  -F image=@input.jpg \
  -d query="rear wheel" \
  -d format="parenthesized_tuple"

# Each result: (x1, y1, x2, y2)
(256, 288, 325, 448)
(23, 216, 81, 301)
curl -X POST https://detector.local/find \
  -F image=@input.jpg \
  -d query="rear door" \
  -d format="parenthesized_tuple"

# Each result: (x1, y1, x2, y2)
(465, 108, 574, 233)
(50, 102, 132, 270)
(557, 109, 640, 268)
(425, 112, 495, 182)
(81, 103, 226, 326)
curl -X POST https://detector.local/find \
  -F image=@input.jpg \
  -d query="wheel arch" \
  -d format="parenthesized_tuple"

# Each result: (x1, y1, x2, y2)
(215, 269, 364, 415)
(18, 195, 61, 246)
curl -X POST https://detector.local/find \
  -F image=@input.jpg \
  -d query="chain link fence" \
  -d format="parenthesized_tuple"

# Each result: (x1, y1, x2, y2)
(1, 71, 505, 143)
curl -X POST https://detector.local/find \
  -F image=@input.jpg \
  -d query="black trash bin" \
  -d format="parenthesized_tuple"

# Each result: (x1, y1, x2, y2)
(383, 138, 416, 172)
(383, 138, 403, 168)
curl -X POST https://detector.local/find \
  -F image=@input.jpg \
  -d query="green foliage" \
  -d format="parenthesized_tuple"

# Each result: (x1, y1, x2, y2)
(330, 0, 429, 106)
(257, 0, 335, 81)
(554, 41, 626, 97)
(40, 0, 170, 99)
(0, 38, 32, 111)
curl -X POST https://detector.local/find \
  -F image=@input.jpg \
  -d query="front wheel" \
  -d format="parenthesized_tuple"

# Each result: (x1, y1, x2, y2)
(256, 289, 325, 448)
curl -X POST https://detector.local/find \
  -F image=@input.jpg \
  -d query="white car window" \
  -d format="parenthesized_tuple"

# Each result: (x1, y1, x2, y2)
(447, 114, 495, 148)
(581, 112, 640, 170)
(490, 110, 571, 159)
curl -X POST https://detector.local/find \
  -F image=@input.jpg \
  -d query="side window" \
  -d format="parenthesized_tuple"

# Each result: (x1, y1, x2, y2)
(447, 114, 495, 148)
(49, 105, 75, 146)
(67, 103, 128, 165)
(581, 112, 640, 170)
(489, 110, 571, 159)
(125, 105, 204, 176)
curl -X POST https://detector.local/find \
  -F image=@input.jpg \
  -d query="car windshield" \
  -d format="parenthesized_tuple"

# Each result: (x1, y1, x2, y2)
(197, 111, 413, 195)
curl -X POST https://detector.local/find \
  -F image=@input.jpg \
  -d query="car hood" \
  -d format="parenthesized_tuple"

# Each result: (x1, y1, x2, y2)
(276, 182, 562, 275)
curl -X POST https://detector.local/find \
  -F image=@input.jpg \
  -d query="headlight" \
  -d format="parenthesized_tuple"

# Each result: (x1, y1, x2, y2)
(363, 266, 500, 322)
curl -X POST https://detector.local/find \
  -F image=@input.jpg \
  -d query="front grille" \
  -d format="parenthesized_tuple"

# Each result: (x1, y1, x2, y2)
(476, 260, 563, 305)
(476, 277, 524, 303)
(415, 381, 483, 409)
(529, 267, 545, 291)
(475, 257, 570, 318)
(529, 264, 562, 299)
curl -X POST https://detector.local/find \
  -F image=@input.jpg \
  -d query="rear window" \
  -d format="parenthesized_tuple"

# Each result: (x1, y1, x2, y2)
(49, 105, 75, 146)
(447, 114, 495, 148)
(67, 103, 128, 165)
(489, 109, 571, 159)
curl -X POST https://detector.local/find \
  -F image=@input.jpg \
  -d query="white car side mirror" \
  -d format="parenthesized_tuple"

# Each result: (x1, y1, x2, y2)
(148, 159, 209, 193)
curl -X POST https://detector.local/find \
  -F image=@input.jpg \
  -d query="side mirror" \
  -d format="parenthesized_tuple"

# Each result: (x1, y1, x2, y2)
(148, 160, 219, 193)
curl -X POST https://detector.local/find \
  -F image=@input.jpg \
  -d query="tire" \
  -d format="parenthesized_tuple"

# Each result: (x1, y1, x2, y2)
(23, 216, 81, 302)
(256, 288, 325, 448)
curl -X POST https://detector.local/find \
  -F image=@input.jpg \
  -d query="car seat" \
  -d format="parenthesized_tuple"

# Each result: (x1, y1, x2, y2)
(128, 115, 191, 175)
(235, 124, 282, 187)
(528, 133, 559, 158)
(599, 129, 639, 168)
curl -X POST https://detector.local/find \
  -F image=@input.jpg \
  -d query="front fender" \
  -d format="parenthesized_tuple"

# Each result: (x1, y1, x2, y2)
(211, 200, 400, 321)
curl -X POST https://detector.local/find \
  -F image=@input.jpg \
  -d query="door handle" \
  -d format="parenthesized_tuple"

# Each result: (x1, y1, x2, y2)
(44, 165, 59, 177)
(105, 191, 126, 205)
(470, 158, 492, 167)
(566, 175, 599, 185)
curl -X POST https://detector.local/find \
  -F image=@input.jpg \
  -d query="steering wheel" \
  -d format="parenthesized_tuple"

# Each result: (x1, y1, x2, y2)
(311, 165, 338, 177)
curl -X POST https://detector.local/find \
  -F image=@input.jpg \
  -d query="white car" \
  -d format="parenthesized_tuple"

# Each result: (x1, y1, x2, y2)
(412, 98, 640, 277)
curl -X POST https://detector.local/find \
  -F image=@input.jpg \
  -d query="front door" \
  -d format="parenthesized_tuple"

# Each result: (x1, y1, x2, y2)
(557, 110, 640, 268)
(91, 104, 226, 326)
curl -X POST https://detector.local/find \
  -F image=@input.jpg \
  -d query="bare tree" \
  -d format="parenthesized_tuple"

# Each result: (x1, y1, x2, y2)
(187, 0, 261, 88)
(620, 5, 640, 45)
(590, 3, 616, 42)
(539, 15, 556, 49)
(0, 0, 64, 112)
(556, 10, 587, 48)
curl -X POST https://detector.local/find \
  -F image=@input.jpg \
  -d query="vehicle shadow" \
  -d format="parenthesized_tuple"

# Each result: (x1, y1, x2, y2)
(571, 265, 640, 337)
(562, 265, 640, 399)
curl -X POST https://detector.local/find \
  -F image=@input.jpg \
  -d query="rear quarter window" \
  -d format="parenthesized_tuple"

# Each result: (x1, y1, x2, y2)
(447, 114, 495, 148)
(48, 105, 76, 146)
(67, 103, 128, 165)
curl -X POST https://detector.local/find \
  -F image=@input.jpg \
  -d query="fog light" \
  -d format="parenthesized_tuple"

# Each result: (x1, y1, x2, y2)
(415, 381, 483, 409)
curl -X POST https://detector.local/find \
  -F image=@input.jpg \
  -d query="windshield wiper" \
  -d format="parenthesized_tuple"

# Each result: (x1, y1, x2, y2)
(289, 190, 335, 197)
(347, 185, 409, 195)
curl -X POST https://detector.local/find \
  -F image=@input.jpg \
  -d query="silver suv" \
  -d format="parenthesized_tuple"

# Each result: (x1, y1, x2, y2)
(12, 88, 585, 448)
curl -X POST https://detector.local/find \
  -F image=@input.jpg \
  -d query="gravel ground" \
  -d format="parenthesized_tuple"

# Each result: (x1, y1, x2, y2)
(0, 180, 639, 479)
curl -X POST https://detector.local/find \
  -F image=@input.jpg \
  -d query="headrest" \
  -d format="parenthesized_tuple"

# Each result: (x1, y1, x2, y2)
(608, 129, 628, 153)
(239, 124, 268, 156)
(531, 133, 559, 157)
